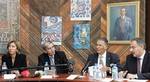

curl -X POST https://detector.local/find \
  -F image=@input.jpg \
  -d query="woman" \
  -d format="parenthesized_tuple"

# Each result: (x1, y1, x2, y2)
(1, 41, 27, 75)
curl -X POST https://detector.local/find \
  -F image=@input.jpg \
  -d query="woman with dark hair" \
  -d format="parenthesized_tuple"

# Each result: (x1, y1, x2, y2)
(1, 40, 28, 76)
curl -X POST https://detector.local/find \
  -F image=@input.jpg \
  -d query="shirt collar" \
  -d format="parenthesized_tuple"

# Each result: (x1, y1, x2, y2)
(99, 51, 106, 58)
(49, 55, 54, 58)
(138, 50, 146, 59)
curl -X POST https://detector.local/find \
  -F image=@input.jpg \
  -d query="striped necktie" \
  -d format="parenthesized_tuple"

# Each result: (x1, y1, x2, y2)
(99, 55, 104, 65)
(49, 56, 55, 70)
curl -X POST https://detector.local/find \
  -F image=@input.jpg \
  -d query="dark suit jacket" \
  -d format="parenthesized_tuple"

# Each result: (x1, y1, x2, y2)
(124, 51, 150, 79)
(82, 52, 120, 75)
(38, 51, 69, 74)
(2, 53, 27, 72)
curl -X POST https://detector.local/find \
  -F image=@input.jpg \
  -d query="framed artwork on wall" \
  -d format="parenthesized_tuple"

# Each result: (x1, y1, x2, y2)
(107, 1, 140, 44)
(0, 0, 19, 53)
(71, 0, 91, 21)
(73, 24, 90, 49)
(41, 16, 62, 45)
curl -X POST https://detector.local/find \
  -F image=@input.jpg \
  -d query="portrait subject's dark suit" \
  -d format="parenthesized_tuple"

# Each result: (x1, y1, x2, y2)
(2, 53, 27, 72)
(38, 51, 69, 74)
(82, 52, 121, 75)
(113, 16, 133, 40)
(124, 51, 150, 79)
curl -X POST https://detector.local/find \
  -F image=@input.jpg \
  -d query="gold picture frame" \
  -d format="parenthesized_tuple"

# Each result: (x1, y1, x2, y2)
(107, 1, 140, 44)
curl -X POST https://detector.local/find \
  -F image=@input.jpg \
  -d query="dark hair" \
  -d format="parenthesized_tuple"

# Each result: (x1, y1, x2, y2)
(131, 38, 146, 48)
(7, 40, 21, 52)
(98, 37, 108, 45)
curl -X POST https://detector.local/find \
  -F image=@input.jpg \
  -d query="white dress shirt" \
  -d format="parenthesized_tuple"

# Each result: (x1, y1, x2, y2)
(138, 50, 145, 72)
(98, 51, 106, 66)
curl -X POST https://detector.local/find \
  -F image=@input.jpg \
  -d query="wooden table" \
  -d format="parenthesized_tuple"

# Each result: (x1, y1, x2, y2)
(0, 74, 91, 82)
(0, 74, 149, 82)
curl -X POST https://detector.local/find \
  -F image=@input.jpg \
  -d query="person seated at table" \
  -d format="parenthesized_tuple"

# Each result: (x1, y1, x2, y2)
(121, 38, 150, 79)
(81, 37, 121, 76)
(38, 41, 69, 74)
(1, 40, 28, 76)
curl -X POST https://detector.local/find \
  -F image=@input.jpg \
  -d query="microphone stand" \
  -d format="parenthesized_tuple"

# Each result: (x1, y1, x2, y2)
(0, 64, 68, 72)
(81, 61, 91, 75)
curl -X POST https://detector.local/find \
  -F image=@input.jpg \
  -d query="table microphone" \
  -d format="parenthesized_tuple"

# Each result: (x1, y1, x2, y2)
(81, 61, 91, 75)
(67, 58, 75, 73)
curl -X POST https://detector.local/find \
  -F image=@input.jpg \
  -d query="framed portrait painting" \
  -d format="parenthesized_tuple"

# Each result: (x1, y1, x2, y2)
(107, 1, 140, 44)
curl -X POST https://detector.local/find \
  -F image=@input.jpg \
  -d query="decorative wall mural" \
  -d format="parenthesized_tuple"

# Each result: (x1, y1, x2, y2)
(41, 16, 62, 45)
(0, 0, 19, 53)
(73, 24, 90, 49)
(71, 0, 91, 20)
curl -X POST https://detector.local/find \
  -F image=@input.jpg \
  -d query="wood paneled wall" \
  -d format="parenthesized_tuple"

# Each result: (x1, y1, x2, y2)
(146, 0, 150, 51)
(20, 0, 145, 73)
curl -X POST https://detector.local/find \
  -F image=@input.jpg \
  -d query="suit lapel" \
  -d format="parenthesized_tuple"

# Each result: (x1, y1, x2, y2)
(106, 52, 111, 67)
(14, 54, 19, 67)
(95, 53, 98, 64)
(54, 52, 58, 64)
(141, 52, 148, 72)
(7, 55, 13, 68)
(45, 54, 51, 65)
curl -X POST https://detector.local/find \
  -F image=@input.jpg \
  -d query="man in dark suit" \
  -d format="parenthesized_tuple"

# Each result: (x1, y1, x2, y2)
(81, 37, 121, 76)
(123, 38, 150, 79)
(38, 42, 69, 74)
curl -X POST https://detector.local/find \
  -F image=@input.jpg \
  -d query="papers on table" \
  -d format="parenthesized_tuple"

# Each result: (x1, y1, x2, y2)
(41, 75, 53, 79)
(66, 75, 79, 80)
(3, 74, 16, 79)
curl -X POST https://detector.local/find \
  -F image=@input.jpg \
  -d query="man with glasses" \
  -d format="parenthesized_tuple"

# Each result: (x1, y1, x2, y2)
(122, 38, 150, 79)
(38, 41, 69, 74)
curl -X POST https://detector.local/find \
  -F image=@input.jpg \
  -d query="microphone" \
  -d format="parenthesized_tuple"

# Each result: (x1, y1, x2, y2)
(123, 70, 128, 78)
(81, 61, 92, 75)
(0, 64, 68, 72)
(68, 59, 75, 65)
(68, 58, 75, 73)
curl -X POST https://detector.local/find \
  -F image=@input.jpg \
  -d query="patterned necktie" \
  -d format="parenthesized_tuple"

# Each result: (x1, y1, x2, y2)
(137, 58, 141, 74)
(99, 55, 104, 65)
(49, 56, 55, 70)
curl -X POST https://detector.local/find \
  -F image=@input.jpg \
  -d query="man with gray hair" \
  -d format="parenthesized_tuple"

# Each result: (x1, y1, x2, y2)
(38, 41, 69, 74)
(123, 38, 150, 79)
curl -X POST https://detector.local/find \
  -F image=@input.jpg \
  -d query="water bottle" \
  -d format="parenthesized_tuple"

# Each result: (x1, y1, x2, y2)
(111, 64, 118, 80)
(1, 62, 8, 75)
(95, 66, 102, 80)
(93, 64, 102, 80)
(44, 62, 49, 75)
(93, 64, 97, 80)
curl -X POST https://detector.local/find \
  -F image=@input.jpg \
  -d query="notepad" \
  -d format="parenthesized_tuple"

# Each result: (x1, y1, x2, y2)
(41, 75, 53, 79)
(3, 74, 16, 79)
(66, 75, 78, 80)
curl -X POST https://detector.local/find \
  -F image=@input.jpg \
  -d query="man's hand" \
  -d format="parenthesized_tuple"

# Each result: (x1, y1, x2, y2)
(100, 66, 110, 72)
(118, 71, 128, 78)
